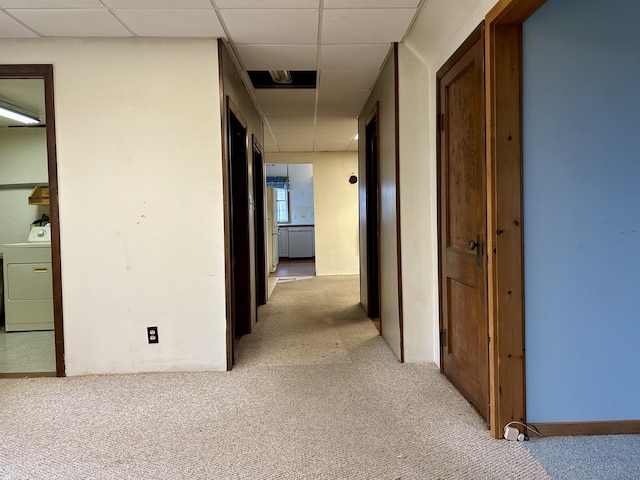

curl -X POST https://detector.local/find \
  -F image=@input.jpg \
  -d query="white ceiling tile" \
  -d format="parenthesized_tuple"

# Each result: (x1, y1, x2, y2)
(320, 70, 379, 89)
(215, 0, 318, 8)
(103, 0, 212, 7)
(324, 0, 419, 7)
(0, 11, 38, 37)
(275, 135, 314, 152)
(269, 125, 315, 135)
(220, 9, 318, 44)
(315, 117, 357, 128)
(316, 101, 364, 117)
(347, 141, 358, 152)
(262, 103, 315, 116)
(315, 125, 357, 137)
(321, 44, 390, 70)
(255, 89, 316, 106)
(318, 88, 370, 105)
(267, 116, 315, 126)
(0, 0, 101, 6)
(7, 9, 132, 36)
(322, 8, 416, 44)
(314, 137, 351, 151)
(236, 45, 317, 70)
(114, 9, 225, 37)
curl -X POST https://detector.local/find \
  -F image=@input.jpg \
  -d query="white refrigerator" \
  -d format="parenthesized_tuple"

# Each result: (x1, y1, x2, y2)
(266, 187, 279, 273)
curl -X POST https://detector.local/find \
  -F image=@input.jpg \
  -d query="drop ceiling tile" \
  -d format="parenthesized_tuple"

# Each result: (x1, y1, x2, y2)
(114, 9, 225, 37)
(321, 44, 390, 70)
(318, 88, 370, 105)
(314, 137, 351, 151)
(261, 103, 315, 116)
(322, 8, 416, 44)
(269, 125, 315, 136)
(324, 0, 419, 7)
(215, 0, 318, 8)
(220, 9, 318, 44)
(315, 124, 357, 137)
(315, 116, 357, 128)
(0, 0, 101, 6)
(236, 45, 318, 70)
(267, 116, 315, 126)
(275, 135, 314, 152)
(7, 9, 132, 36)
(316, 101, 364, 117)
(103, 0, 212, 7)
(255, 89, 316, 106)
(0, 11, 38, 37)
(320, 70, 379, 89)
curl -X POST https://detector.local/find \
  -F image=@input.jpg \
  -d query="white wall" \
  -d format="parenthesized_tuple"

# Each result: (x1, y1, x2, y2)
(397, 0, 500, 365)
(397, 44, 436, 363)
(0, 128, 50, 250)
(0, 38, 226, 375)
(265, 152, 358, 276)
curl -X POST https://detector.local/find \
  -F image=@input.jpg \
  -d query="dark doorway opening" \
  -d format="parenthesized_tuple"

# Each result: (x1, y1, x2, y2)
(227, 108, 252, 354)
(365, 107, 381, 330)
(252, 137, 267, 308)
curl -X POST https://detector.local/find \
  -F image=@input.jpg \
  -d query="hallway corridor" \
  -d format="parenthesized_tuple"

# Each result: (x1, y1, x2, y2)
(0, 276, 549, 479)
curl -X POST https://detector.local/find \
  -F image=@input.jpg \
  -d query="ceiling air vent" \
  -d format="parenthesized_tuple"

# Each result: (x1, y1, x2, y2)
(248, 70, 316, 89)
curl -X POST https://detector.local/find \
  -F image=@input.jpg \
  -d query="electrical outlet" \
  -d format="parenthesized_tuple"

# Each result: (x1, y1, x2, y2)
(147, 326, 159, 344)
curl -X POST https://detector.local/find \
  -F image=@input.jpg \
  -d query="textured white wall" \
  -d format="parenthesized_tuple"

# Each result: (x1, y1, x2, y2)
(0, 128, 50, 250)
(266, 152, 358, 276)
(0, 38, 226, 375)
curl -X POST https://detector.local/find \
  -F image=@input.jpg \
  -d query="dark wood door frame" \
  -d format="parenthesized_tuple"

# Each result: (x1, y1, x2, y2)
(486, 0, 640, 439)
(252, 136, 267, 308)
(0, 64, 64, 378)
(484, 0, 546, 438)
(364, 104, 381, 325)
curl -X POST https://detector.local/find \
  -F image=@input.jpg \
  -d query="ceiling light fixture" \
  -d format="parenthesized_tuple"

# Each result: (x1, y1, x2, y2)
(269, 70, 293, 85)
(0, 100, 40, 125)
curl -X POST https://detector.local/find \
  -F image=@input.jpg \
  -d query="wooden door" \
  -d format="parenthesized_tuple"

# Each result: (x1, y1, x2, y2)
(437, 25, 489, 420)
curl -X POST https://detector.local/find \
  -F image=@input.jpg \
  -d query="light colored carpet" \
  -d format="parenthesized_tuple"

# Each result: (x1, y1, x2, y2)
(0, 275, 550, 479)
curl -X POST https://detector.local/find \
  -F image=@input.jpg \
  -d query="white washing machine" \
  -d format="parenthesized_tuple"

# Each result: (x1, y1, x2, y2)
(2, 225, 53, 332)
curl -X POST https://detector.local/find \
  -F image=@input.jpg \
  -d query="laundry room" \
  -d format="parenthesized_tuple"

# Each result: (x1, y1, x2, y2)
(0, 78, 55, 374)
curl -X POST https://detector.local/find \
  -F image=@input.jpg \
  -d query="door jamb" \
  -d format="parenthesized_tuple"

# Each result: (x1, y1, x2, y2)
(0, 64, 64, 377)
(485, 0, 547, 438)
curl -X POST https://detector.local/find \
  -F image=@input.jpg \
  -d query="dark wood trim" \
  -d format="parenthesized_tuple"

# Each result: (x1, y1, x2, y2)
(485, 0, 547, 438)
(0, 64, 65, 377)
(218, 41, 233, 371)
(0, 372, 56, 379)
(392, 43, 405, 363)
(533, 421, 640, 437)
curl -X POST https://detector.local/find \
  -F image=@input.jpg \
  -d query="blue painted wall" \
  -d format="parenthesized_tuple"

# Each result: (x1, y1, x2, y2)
(523, 0, 640, 422)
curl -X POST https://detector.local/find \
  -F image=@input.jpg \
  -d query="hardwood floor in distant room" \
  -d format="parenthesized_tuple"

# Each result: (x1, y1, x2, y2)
(271, 258, 315, 278)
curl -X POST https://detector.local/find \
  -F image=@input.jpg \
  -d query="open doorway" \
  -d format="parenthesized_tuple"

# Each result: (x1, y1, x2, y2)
(266, 163, 316, 282)
(0, 65, 63, 378)
(364, 107, 381, 332)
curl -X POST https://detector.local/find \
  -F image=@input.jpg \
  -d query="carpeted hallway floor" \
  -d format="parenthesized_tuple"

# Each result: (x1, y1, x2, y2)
(0, 275, 551, 479)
